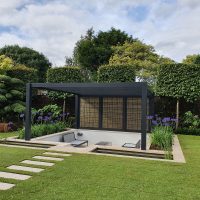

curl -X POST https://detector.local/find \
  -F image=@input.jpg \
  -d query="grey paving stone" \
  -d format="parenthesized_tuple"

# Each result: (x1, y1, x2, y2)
(0, 171, 31, 180)
(7, 165, 44, 173)
(21, 160, 54, 166)
(43, 152, 72, 157)
(0, 182, 15, 190)
(33, 156, 64, 161)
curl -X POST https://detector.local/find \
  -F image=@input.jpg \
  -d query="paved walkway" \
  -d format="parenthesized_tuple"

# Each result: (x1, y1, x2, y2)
(0, 151, 71, 191)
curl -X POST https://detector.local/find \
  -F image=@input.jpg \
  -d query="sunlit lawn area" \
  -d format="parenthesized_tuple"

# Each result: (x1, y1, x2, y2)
(0, 131, 19, 139)
(0, 135, 199, 200)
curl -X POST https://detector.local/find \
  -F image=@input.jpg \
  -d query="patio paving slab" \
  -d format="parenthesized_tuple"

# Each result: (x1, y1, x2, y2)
(0, 171, 31, 180)
(7, 165, 44, 173)
(21, 160, 54, 167)
(0, 182, 15, 190)
(33, 156, 64, 161)
(43, 152, 71, 157)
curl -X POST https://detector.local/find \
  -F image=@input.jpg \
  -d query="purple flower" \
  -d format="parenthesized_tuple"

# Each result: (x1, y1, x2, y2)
(37, 116, 43, 121)
(147, 115, 153, 120)
(43, 116, 50, 121)
(162, 117, 171, 123)
(152, 120, 158, 125)
(8, 122, 14, 128)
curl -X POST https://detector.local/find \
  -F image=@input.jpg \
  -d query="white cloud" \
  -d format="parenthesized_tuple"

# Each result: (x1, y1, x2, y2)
(0, 0, 199, 65)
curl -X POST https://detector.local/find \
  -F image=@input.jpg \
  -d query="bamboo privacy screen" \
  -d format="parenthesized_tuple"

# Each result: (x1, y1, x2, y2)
(80, 97, 143, 131)
(80, 97, 99, 128)
(102, 97, 123, 129)
(127, 98, 141, 131)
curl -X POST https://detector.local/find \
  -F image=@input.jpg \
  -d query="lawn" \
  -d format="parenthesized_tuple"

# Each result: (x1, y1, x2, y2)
(0, 131, 19, 139)
(0, 135, 199, 200)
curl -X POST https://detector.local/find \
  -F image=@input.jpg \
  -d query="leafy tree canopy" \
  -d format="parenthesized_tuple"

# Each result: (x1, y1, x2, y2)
(109, 41, 175, 81)
(0, 45, 51, 82)
(182, 54, 200, 65)
(73, 27, 134, 72)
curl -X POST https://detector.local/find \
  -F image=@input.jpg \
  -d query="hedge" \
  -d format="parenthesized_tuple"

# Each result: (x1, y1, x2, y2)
(97, 64, 135, 82)
(3, 65, 38, 83)
(47, 66, 83, 83)
(156, 64, 200, 102)
(175, 128, 200, 136)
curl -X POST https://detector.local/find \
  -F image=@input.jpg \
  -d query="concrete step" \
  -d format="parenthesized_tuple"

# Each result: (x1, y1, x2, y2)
(43, 152, 72, 157)
(0, 182, 15, 190)
(21, 160, 54, 167)
(7, 165, 44, 173)
(0, 171, 31, 180)
(33, 156, 64, 161)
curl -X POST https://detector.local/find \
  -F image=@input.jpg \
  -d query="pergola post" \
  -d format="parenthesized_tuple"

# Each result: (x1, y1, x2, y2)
(75, 95, 80, 129)
(141, 83, 147, 150)
(25, 83, 32, 140)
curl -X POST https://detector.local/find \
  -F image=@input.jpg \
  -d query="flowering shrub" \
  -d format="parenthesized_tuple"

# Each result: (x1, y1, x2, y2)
(147, 115, 177, 129)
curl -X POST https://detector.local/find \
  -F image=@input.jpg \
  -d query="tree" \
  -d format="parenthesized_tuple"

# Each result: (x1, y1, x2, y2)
(0, 55, 14, 73)
(182, 54, 200, 64)
(0, 45, 51, 82)
(109, 41, 175, 82)
(0, 75, 25, 122)
(47, 67, 84, 120)
(73, 27, 134, 72)
(155, 64, 200, 128)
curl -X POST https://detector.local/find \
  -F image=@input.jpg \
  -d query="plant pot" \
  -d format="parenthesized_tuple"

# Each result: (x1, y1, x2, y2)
(0, 123, 9, 132)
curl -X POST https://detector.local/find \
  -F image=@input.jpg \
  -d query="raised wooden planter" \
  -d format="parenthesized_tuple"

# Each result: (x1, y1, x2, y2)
(0, 123, 9, 132)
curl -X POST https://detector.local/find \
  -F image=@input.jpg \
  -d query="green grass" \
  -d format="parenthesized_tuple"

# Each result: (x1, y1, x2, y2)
(0, 131, 19, 139)
(0, 135, 200, 200)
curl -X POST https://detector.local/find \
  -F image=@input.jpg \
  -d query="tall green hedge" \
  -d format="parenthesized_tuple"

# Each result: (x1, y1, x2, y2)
(47, 66, 83, 83)
(156, 64, 200, 102)
(4, 65, 38, 83)
(97, 64, 135, 82)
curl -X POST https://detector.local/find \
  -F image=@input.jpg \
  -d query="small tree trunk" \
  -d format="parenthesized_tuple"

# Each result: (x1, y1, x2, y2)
(63, 98, 66, 122)
(176, 99, 179, 129)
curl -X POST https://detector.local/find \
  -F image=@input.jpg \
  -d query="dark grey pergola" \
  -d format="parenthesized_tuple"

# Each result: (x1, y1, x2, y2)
(25, 82, 154, 150)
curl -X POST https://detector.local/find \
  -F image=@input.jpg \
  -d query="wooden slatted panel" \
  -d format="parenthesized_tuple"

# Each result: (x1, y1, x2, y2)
(127, 98, 141, 131)
(102, 97, 123, 129)
(80, 97, 99, 128)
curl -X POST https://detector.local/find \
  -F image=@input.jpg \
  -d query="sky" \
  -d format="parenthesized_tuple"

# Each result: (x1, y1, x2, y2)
(0, 0, 200, 66)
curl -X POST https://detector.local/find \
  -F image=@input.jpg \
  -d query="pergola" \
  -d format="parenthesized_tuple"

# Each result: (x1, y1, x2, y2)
(25, 82, 154, 150)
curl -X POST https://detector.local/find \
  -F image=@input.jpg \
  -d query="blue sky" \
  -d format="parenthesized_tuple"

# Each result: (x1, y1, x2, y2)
(0, 0, 199, 66)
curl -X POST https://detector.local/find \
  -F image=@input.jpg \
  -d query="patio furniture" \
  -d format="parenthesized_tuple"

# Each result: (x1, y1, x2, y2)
(95, 141, 112, 146)
(63, 132, 88, 147)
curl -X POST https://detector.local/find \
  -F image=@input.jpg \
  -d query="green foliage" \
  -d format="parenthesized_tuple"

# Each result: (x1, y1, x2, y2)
(175, 127, 200, 136)
(4, 64, 38, 83)
(156, 64, 200, 102)
(37, 104, 62, 119)
(98, 64, 135, 82)
(182, 111, 200, 129)
(73, 27, 134, 72)
(0, 74, 25, 121)
(0, 45, 51, 82)
(18, 122, 66, 139)
(182, 54, 200, 65)
(0, 55, 14, 74)
(109, 41, 175, 82)
(151, 126, 174, 159)
(47, 66, 83, 100)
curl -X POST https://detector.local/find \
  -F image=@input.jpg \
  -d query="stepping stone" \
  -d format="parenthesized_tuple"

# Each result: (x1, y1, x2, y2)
(21, 160, 54, 167)
(0, 182, 15, 190)
(0, 171, 31, 180)
(7, 165, 44, 173)
(43, 152, 71, 157)
(33, 156, 64, 161)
